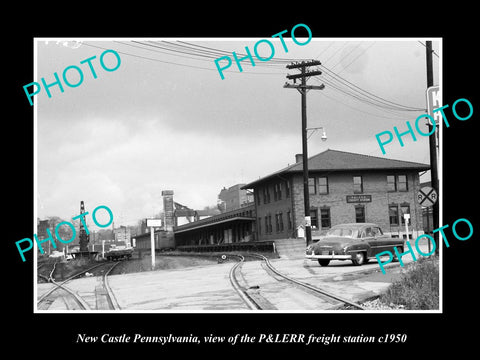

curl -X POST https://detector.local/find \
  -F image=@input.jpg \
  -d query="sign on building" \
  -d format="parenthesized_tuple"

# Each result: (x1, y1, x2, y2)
(346, 195, 372, 203)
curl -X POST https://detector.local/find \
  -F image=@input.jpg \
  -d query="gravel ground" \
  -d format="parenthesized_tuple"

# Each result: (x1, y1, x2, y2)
(361, 298, 406, 310)
(110, 255, 221, 275)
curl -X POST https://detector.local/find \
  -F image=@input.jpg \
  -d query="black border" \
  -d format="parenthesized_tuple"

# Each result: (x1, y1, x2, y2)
(7, 5, 478, 354)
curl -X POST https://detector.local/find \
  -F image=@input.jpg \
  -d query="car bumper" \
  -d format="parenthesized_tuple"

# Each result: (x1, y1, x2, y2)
(305, 253, 352, 260)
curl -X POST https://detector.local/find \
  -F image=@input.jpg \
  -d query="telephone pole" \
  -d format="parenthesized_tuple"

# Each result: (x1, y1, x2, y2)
(284, 60, 325, 246)
(426, 41, 439, 254)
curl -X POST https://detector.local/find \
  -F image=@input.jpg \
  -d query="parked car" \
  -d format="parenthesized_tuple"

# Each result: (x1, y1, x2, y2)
(305, 223, 405, 266)
(49, 250, 65, 258)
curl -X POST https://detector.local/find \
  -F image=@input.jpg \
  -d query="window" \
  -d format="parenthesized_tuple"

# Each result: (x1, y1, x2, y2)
(398, 175, 408, 191)
(285, 180, 291, 198)
(263, 187, 270, 204)
(372, 226, 383, 237)
(258, 217, 262, 235)
(387, 174, 408, 192)
(268, 215, 272, 233)
(287, 210, 292, 230)
(365, 227, 373, 237)
(320, 208, 331, 228)
(274, 213, 284, 232)
(310, 209, 318, 229)
(257, 190, 261, 205)
(387, 175, 396, 192)
(264, 216, 269, 234)
(318, 177, 328, 194)
(353, 176, 363, 194)
(389, 205, 399, 225)
(309, 177, 316, 194)
(355, 206, 365, 223)
(273, 183, 282, 201)
(400, 204, 411, 225)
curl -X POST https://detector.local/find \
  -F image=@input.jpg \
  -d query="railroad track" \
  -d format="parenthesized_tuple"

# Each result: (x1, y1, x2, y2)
(37, 262, 51, 282)
(229, 255, 262, 310)
(100, 261, 121, 310)
(229, 253, 365, 310)
(37, 262, 121, 311)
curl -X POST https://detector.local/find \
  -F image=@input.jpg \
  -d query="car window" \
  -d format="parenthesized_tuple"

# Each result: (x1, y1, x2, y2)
(372, 227, 383, 236)
(358, 229, 366, 238)
(365, 227, 373, 237)
(326, 228, 355, 238)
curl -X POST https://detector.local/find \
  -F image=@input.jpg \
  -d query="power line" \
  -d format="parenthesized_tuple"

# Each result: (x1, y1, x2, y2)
(314, 80, 411, 121)
(83, 41, 426, 110)
(315, 76, 422, 116)
(314, 41, 335, 60)
(322, 42, 348, 64)
(82, 42, 286, 76)
(159, 40, 293, 67)
(116, 40, 294, 71)
(319, 64, 425, 111)
(336, 41, 376, 75)
(329, 42, 364, 71)
(83, 42, 219, 71)
(179, 41, 303, 64)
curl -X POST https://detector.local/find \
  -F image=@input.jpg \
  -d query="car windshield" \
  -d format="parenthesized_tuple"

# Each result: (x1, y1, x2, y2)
(325, 227, 357, 238)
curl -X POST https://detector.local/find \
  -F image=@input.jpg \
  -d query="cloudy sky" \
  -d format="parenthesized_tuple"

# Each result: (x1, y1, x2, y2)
(35, 37, 440, 228)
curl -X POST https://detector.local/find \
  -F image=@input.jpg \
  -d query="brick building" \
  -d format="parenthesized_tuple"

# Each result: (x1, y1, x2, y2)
(218, 184, 254, 212)
(114, 226, 131, 247)
(241, 149, 430, 241)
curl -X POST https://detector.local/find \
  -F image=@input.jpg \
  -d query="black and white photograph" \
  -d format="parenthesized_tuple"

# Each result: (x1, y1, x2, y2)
(7, 7, 478, 355)
(33, 36, 441, 313)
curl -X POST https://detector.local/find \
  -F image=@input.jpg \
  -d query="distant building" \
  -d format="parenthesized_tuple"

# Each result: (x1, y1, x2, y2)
(114, 226, 131, 247)
(218, 184, 253, 212)
(174, 202, 221, 226)
(133, 190, 176, 251)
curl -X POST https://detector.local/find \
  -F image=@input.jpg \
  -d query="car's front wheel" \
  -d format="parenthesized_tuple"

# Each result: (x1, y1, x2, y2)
(318, 259, 330, 266)
(351, 252, 366, 266)
(392, 247, 402, 262)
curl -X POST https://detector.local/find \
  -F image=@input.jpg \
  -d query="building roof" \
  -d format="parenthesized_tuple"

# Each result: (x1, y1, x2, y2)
(174, 203, 255, 233)
(242, 149, 430, 189)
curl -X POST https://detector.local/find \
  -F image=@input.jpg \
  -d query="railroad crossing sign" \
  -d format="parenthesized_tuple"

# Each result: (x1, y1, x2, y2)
(417, 186, 437, 207)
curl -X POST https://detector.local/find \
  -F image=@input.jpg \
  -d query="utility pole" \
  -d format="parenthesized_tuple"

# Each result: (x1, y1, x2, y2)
(284, 60, 325, 246)
(426, 41, 439, 254)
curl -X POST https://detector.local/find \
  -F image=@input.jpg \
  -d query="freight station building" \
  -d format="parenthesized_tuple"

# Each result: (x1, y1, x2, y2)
(242, 149, 430, 242)
(143, 149, 431, 251)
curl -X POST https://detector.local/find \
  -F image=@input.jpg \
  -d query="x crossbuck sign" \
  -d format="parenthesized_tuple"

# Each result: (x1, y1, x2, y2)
(417, 186, 438, 207)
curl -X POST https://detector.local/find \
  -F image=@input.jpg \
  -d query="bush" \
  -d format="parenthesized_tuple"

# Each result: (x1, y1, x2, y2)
(380, 256, 439, 310)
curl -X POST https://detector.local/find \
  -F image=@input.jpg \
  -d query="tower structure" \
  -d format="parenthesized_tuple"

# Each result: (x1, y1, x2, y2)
(79, 200, 90, 252)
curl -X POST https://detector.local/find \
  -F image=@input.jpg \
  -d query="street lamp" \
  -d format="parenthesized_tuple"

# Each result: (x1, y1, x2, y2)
(307, 126, 327, 141)
(304, 126, 327, 246)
